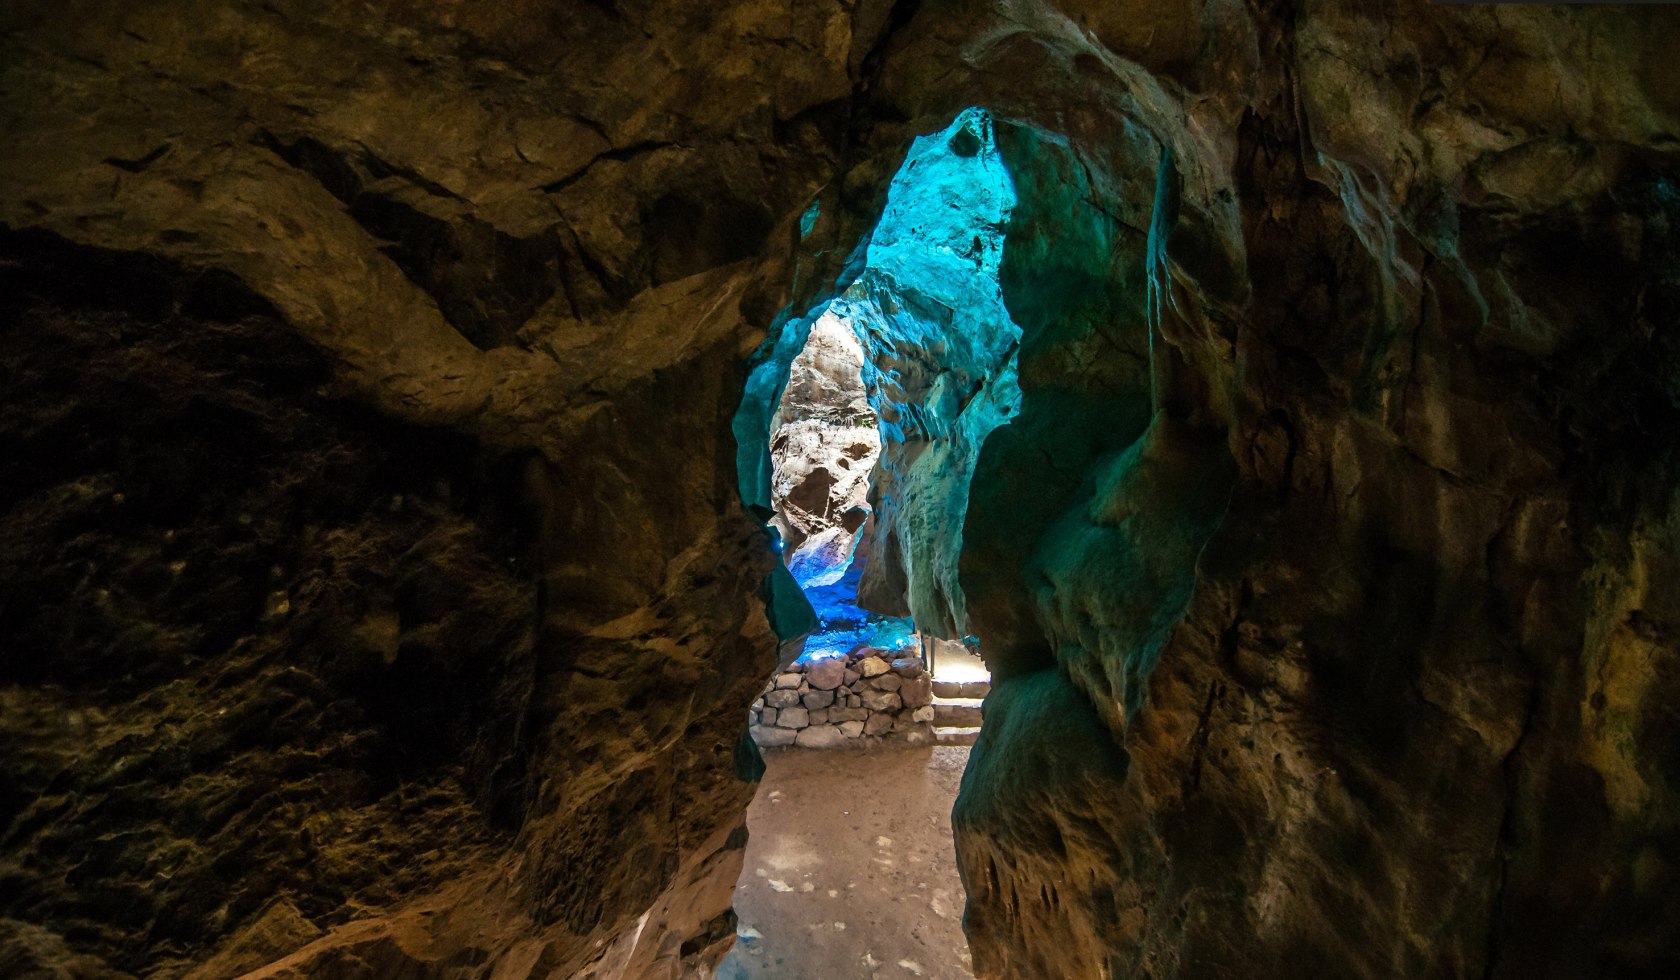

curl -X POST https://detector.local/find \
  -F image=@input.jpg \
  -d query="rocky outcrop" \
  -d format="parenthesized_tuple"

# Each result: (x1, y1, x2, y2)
(0, 0, 851, 975)
(3, 0, 1679, 978)
(768, 311, 879, 588)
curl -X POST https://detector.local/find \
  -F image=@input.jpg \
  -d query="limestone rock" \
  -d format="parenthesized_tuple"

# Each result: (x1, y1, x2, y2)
(0, 2, 1675, 978)
(795, 725, 848, 749)
(860, 689, 902, 713)
(765, 689, 802, 709)
(864, 713, 896, 736)
(890, 657, 922, 677)
(900, 676, 934, 710)
(774, 672, 802, 690)
(754, 726, 796, 749)
(774, 706, 809, 729)
(911, 706, 934, 724)
(839, 721, 866, 738)
(870, 673, 903, 692)
(807, 708, 829, 726)
(803, 689, 836, 709)
(807, 657, 846, 690)
(858, 655, 890, 678)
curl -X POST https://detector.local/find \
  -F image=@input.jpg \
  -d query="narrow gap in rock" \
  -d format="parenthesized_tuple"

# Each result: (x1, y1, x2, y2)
(724, 107, 1020, 980)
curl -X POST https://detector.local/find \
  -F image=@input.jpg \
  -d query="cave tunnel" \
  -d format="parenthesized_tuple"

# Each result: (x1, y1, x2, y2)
(737, 108, 1016, 755)
(3, 3, 1680, 980)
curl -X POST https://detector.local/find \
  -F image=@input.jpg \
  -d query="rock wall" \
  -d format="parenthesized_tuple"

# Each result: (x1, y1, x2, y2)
(3, 0, 1679, 978)
(0, 0, 851, 975)
(749, 651, 935, 749)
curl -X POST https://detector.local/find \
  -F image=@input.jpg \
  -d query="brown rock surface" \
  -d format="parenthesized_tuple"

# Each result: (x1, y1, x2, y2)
(2, 1, 1678, 978)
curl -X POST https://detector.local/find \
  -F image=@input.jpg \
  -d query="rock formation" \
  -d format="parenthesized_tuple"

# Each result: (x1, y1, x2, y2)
(3, 1, 1679, 978)
(768, 310, 879, 590)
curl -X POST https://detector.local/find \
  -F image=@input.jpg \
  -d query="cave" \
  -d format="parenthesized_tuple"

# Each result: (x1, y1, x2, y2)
(739, 108, 1014, 753)
(3, 3, 1680, 980)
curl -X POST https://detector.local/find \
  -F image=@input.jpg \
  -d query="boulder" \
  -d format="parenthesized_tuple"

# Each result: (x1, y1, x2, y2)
(774, 672, 802, 690)
(858, 655, 890, 677)
(912, 706, 935, 724)
(795, 725, 847, 749)
(753, 726, 796, 749)
(806, 657, 846, 690)
(864, 712, 896, 736)
(807, 708, 829, 726)
(839, 721, 866, 738)
(860, 689, 902, 712)
(761, 707, 779, 726)
(890, 657, 922, 677)
(775, 706, 809, 729)
(842, 669, 862, 687)
(870, 673, 903, 692)
(900, 676, 933, 710)
(803, 689, 835, 709)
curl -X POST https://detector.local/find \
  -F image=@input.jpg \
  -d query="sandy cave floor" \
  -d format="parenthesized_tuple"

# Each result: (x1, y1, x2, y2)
(716, 744, 975, 980)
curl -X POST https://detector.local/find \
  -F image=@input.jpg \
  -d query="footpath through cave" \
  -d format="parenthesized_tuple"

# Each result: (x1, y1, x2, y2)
(722, 108, 1020, 978)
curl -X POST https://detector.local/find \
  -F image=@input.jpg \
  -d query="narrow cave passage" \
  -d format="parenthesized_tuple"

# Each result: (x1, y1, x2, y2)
(724, 108, 1021, 979)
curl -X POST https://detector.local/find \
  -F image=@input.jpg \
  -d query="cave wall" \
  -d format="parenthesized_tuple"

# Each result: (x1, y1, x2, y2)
(935, 2, 1680, 979)
(0, 0, 858, 975)
(3, 0, 1679, 978)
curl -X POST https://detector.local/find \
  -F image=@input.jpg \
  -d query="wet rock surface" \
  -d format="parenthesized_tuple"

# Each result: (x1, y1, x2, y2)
(2, 0, 1678, 978)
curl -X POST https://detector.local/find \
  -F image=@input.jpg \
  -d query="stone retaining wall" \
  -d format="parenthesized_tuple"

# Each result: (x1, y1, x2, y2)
(749, 649, 933, 748)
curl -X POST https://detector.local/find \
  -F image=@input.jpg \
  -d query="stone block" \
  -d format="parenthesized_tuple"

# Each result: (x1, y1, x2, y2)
(900, 675, 933, 710)
(753, 725, 796, 747)
(847, 693, 862, 708)
(775, 672, 802, 689)
(890, 657, 922, 677)
(864, 712, 895, 735)
(858, 655, 890, 677)
(807, 657, 846, 690)
(860, 689, 902, 712)
(839, 720, 865, 738)
(776, 706, 809, 728)
(762, 706, 778, 726)
(871, 673, 903, 692)
(765, 689, 801, 709)
(796, 725, 847, 749)
(912, 705, 934, 723)
(828, 706, 866, 723)
(807, 708, 829, 726)
(803, 689, 835, 709)
(843, 669, 862, 687)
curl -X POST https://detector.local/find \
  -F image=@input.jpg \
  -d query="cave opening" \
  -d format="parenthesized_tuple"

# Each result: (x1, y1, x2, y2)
(723, 107, 1022, 977)
(738, 106, 1021, 745)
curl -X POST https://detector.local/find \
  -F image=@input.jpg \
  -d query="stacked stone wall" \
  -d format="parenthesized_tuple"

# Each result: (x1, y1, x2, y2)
(749, 650, 933, 749)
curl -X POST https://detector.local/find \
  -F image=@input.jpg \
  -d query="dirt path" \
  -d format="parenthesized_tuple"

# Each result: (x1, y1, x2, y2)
(716, 745, 975, 980)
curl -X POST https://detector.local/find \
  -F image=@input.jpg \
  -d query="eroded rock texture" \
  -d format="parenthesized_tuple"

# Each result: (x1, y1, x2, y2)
(768, 311, 879, 589)
(3, 0, 1679, 978)
(0, 0, 841, 975)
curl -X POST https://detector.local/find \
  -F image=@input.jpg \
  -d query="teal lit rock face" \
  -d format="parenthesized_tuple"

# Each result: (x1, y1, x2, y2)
(736, 107, 1024, 645)
(849, 108, 1022, 639)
